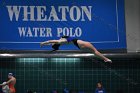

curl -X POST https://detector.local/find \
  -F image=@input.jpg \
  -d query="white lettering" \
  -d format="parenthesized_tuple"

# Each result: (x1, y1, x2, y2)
(57, 27, 82, 37)
(23, 6, 35, 21)
(7, 6, 92, 21)
(58, 6, 69, 21)
(6, 6, 21, 21)
(36, 6, 47, 21)
(70, 6, 81, 21)
(18, 27, 52, 37)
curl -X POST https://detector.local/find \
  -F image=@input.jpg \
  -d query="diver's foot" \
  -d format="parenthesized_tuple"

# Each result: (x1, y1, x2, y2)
(104, 59, 112, 63)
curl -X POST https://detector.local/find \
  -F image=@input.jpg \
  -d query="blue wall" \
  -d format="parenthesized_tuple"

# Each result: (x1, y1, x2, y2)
(0, 0, 126, 50)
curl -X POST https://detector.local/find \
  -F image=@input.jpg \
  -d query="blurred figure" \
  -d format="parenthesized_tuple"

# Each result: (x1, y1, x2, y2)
(1, 82, 9, 93)
(95, 81, 106, 93)
(63, 88, 69, 93)
(0, 73, 16, 93)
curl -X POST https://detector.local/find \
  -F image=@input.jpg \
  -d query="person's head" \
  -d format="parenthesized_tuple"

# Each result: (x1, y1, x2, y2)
(96, 81, 103, 89)
(8, 73, 13, 79)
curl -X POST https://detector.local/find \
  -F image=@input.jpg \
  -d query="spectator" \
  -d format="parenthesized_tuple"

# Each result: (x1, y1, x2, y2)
(95, 81, 106, 93)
